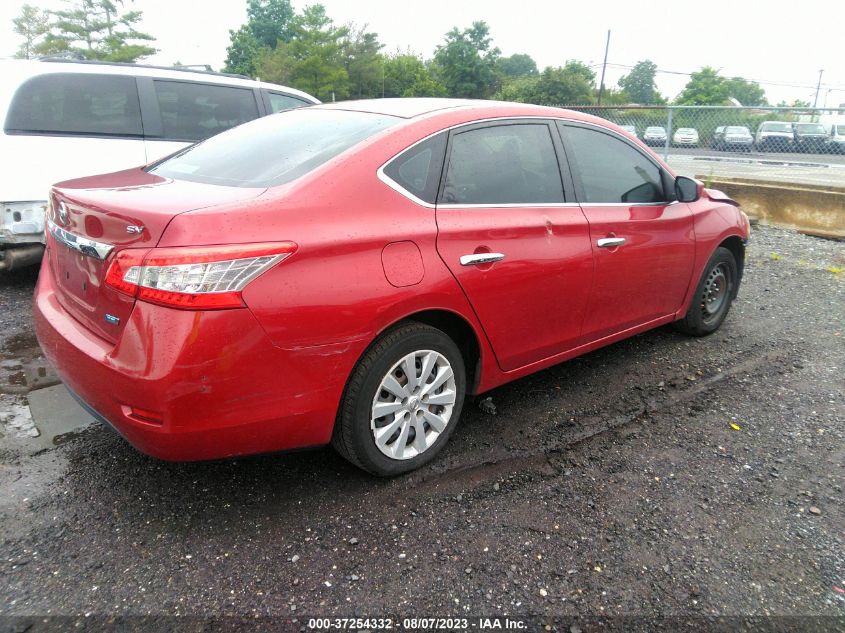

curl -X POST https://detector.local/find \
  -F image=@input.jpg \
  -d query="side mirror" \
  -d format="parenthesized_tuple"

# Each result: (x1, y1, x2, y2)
(675, 176, 700, 202)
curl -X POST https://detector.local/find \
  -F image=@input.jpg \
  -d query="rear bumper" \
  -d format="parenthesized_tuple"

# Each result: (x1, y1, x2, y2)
(34, 257, 344, 461)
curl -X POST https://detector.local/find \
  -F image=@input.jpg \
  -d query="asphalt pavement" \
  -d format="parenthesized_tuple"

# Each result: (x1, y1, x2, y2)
(1, 226, 843, 631)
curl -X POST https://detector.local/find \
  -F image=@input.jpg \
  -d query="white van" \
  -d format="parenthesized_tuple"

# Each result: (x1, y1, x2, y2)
(0, 58, 319, 271)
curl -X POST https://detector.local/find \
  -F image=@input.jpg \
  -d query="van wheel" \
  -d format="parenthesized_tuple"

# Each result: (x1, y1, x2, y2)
(332, 322, 466, 476)
(674, 247, 738, 337)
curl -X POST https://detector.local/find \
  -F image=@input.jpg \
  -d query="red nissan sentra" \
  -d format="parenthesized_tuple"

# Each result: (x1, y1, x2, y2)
(34, 99, 750, 476)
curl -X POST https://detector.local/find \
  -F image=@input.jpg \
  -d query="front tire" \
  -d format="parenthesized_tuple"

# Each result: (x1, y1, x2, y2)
(674, 247, 739, 336)
(332, 322, 466, 476)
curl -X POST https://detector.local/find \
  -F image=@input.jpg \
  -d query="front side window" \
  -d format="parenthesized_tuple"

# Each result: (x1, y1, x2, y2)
(562, 124, 666, 204)
(5, 73, 142, 136)
(148, 108, 398, 188)
(266, 92, 310, 113)
(440, 124, 564, 205)
(154, 81, 260, 141)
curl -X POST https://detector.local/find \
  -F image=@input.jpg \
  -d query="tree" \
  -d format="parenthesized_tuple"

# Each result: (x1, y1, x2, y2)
(246, 0, 294, 48)
(13, 4, 50, 59)
(256, 5, 349, 101)
(618, 60, 661, 105)
(224, 25, 260, 76)
(432, 21, 500, 98)
(497, 53, 537, 78)
(723, 76, 767, 106)
(35, 0, 156, 62)
(675, 66, 729, 105)
(531, 62, 595, 105)
(382, 53, 446, 97)
(342, 25, 383, 99)
(493, 61, 595, 105)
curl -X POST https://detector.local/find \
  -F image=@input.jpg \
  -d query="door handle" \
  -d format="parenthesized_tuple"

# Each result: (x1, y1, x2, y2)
(596, 237, 626, 248)
(460, 253, 506, 266)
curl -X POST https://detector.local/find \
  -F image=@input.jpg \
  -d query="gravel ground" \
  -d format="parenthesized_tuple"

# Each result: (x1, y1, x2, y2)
(0, 226, 843, 630)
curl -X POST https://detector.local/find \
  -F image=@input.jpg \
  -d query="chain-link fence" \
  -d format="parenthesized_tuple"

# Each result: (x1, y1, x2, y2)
(560, 106, 845, 189)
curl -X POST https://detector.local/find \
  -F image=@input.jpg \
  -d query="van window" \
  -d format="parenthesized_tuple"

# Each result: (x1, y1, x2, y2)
(4, 73, 142, 137)
(266, 92, 311, 113)
(153, 81, 260, 142)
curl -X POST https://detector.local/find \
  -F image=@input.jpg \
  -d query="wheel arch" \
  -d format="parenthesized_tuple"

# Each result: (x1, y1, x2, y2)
(388, 309, 483, 395)
(717, 234, 746, 298)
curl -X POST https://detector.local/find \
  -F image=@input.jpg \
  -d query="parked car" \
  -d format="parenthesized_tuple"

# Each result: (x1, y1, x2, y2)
(755, 121, 794, 152)
(34, 99, 750, 476)
(791, 122, 829, 153)
(643, 126, 667, 146)
(826, 122, 845, 154)
(619, 124, 638, 138)
(713, 126, 753, 152)
(672, 127, 699, 147)
(0, 58, 319, 272)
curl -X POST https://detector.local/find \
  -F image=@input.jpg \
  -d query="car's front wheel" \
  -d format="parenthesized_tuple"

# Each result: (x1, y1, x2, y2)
(674, 247, 739, 337)
(332, 322, 466, 476)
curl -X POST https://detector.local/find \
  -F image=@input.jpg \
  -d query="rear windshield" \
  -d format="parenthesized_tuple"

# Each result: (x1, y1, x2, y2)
(148, 108, 398, 187)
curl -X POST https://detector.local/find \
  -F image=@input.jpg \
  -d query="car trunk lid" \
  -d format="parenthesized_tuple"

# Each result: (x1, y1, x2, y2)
(46, 168, 265, 343)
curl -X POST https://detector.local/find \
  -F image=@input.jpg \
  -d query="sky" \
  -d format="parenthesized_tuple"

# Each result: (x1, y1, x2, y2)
(2, 0, 844, 107)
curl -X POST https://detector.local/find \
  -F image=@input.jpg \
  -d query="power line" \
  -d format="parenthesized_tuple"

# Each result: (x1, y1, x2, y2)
(597, 62, 845, 92)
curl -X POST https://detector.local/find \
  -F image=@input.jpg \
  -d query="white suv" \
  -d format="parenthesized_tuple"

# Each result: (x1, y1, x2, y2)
(0, 58, 319, 271)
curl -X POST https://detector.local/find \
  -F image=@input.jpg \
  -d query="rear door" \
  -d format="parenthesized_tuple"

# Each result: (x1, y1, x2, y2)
(434, 120, 593, 372)
(558, 122, 695, 341)
(141, 79, 261, 162)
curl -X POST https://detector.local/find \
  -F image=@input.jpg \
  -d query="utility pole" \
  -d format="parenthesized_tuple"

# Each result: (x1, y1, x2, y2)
(597, 30, 611, 106)
(812, 69, 823, 108)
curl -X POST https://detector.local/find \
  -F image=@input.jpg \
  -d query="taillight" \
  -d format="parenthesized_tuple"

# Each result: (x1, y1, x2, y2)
(104, 242, 297, 310)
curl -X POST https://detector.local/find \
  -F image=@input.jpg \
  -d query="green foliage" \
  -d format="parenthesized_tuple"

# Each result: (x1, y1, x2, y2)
(618, 60, 661, 105)
(496, 61, 595, 105)
(723, 76, 767, 106)
(223, 25, 261, 76)
(343, 25, 383, 99)
(247, 0, 294, 48)
(496, 53, 537, 78)
(675, 66, 728, 105)
(676, 67, 768, 106)
(256, 5, 349, 101)
(432, 21, 500, 98)
(12, 3, 50, 59)
(33, 0, 156, 62)
(382, 53, 446, 97)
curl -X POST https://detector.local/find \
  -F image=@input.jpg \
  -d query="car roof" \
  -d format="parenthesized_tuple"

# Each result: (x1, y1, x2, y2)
(0, 58, 320, 104)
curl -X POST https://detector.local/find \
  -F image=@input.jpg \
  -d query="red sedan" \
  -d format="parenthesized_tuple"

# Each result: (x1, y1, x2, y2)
(34, 99, 750, 475)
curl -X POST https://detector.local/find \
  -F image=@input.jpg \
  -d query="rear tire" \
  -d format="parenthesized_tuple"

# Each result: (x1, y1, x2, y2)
(332, 322, 466, 476)
(674, 247, 739, 337)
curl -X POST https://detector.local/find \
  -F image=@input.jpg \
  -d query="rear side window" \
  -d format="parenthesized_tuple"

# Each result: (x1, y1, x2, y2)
(562, 124, 666, 204)
(5, 73, 142, 137)
(382, 133, 447, 204)
(266, 92, 310, 113)
(148, 108, 398, 188)
(440, 124, 564, 205)
(154, 80, 260, 141)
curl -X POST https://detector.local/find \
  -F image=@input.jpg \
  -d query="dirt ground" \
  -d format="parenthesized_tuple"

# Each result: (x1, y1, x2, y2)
(1, 225, 843, 631)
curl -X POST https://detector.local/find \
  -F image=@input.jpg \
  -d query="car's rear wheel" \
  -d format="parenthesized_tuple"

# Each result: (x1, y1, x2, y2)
(332, 322, 466, 476)
(674, 247, 738, 337)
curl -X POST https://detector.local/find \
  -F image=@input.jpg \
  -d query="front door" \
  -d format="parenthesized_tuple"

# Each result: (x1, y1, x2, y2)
(435, 121, 594, 372)
(558, 122, 696, 341)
